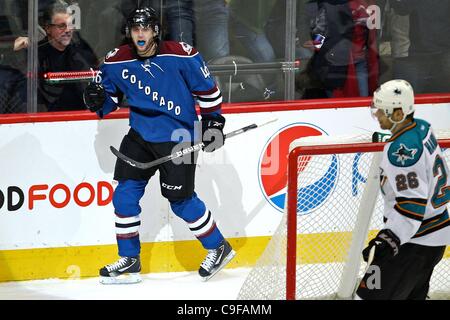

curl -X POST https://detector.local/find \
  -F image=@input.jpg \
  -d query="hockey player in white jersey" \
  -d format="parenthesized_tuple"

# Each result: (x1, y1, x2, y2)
(356, 79, 450, 299)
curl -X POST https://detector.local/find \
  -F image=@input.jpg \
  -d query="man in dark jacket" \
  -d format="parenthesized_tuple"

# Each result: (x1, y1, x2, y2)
(38, 2, 98, 111)
(305, 0, 379, 98)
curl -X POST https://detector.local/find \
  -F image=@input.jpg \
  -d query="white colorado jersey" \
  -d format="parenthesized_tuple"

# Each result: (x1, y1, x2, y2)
(379, 118, 450, 246)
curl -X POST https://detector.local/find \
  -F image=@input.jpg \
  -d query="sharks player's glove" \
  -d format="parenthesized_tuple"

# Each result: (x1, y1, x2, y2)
(362, 229, 400, 263)
(372, 132, 391, 142)
(83, 82, 106, 112)
(201, 114, 226, 153)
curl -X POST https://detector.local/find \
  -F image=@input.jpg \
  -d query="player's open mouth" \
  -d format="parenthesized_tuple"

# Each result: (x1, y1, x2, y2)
(137, 40, 146, 47)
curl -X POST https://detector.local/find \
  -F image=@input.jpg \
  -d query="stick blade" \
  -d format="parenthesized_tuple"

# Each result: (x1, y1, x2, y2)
(110, 146, 141, 168)
(109, 146, 123, 160)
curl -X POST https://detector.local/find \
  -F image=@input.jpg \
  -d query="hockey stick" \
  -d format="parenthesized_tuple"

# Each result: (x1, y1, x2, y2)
(353, 246, 376, 298)
(110, 117, 278, 169)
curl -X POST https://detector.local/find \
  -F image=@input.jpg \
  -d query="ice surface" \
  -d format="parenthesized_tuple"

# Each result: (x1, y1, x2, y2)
(0, 268, 252, 300)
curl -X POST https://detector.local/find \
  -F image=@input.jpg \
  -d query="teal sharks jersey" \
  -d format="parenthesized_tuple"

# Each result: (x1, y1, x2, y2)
(379, 119, 450, 246)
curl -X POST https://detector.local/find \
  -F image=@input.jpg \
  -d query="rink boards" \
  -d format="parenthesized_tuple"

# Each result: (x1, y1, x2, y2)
(0, 99, 449, 281)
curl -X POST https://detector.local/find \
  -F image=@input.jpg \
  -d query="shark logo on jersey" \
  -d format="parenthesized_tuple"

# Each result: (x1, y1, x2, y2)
(392, 144, 417, 165)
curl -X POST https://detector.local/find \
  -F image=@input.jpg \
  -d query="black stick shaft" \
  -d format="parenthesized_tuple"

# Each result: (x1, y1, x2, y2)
(110, 120, 274, 170)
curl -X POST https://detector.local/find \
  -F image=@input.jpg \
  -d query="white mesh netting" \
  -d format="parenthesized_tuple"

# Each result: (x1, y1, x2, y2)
(238, 133, 450, 300)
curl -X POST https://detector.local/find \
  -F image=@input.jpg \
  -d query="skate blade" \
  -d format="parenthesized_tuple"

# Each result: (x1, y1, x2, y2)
(201, 250, 236, 282)
(99, 273, 142, 285)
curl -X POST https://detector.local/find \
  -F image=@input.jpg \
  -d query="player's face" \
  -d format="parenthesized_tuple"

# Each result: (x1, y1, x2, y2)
(131, 25, 156, 56)
(372, 108, 394, 130)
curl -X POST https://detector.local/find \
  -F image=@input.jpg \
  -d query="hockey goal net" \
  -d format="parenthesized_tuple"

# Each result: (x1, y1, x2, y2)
(238, 132, 450, 300)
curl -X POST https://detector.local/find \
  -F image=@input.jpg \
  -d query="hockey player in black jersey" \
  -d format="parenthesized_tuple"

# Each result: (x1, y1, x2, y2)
(355, 80, 450, 299)
(84, 7, 235, 284)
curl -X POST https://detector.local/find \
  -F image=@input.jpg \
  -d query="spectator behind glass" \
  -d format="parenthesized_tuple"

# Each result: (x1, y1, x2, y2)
(87, 1, 228, 65)
(304, 0, 379, 98)
(264, 0, 313, 61)
(38, 2, 98, 112)
(0, 0, 28, 114)
(390, 0, 450, 94)
(149, 0, 231, 62)
(162, 0, 231, 63)
(384, 1, 410, 83)
(193, 0, 230, 62)
(229, 0, 280, 101)
(164, 0, 195, 44)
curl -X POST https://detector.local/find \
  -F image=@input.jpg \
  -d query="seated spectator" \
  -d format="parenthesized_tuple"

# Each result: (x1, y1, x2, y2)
(89, 1, 227, 63)
(0, 64, 27, 114)
(38, 2, 98, 111)
(0, 0, 28, 113)
(193, 0, 230, 62)
(164, 0, 195, 44)
(229, 0, 280, 101)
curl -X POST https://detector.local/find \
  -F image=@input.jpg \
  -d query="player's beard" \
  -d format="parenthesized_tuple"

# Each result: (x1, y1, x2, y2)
(134, 39, 156, 57)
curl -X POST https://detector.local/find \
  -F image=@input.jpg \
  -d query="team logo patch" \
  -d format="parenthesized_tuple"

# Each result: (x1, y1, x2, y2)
(392, 144, 417, 165)
(180, 42, 193, 55)
(106, 48, 119, 59)
(258, 123, 338, 214)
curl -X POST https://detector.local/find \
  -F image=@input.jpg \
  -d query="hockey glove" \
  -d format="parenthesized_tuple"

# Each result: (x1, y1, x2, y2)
(362, 229, 400, 263)
(372, 132, 391, 142)
(83, 82, 106, 112)
(201, 114, 226, 152)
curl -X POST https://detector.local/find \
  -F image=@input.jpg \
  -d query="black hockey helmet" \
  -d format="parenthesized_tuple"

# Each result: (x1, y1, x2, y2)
(125, 7, 161, 39)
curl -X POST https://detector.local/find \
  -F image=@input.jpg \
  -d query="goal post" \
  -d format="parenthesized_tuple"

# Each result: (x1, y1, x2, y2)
(238, 132, 450, 300)
(286, 142, 386, 299)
